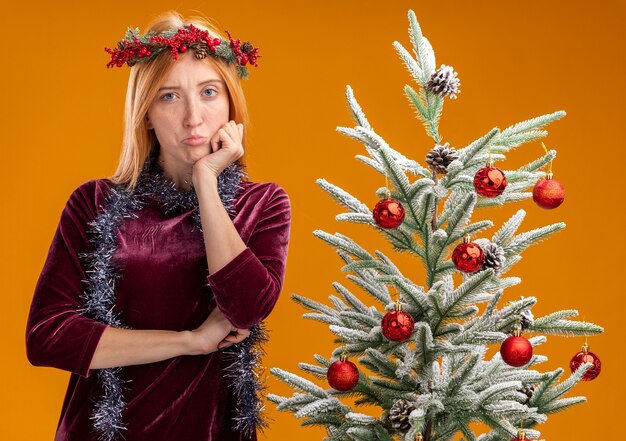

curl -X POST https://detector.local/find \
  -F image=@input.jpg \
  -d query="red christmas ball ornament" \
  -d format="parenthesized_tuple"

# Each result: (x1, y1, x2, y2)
(381, 301, 415, 342)
(474, 161, 507, 197)
(327, 354, 359, 391)
(500, 329, 533, 367)
(570, 343, 601, 381)
(532, 173, 565, 209)
(179, 45, 188, 52)
(452, 235, 485, 273)
(373, 197, 405, 229)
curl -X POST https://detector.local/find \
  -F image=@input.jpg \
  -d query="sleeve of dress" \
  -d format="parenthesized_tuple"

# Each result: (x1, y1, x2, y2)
(25, 179, 109, 378)
(207, 183, 291, 329)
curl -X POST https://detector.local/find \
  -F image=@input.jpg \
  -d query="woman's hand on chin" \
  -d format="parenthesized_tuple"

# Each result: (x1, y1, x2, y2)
(192, 120, 244, 186)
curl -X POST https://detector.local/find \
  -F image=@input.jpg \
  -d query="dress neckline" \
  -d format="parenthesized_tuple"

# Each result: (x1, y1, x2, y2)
(131, 145, 247, 216)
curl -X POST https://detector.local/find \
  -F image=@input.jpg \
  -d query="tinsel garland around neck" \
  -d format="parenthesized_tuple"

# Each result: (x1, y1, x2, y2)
(133, 145, 246, 227)
(77, 146, 269, 441)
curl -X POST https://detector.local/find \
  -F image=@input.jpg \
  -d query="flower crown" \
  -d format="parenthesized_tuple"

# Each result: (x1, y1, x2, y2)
(104, 23, 260, 79)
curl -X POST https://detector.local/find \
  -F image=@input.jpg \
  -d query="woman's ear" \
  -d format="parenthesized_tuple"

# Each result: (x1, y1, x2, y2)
(146, 116, 153, 130)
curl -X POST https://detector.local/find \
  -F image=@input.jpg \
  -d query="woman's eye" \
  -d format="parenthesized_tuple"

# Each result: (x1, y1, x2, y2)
(159, 89, 215, 101)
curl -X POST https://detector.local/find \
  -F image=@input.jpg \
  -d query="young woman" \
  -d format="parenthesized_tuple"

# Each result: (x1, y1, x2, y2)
(25, 11, 290, 441)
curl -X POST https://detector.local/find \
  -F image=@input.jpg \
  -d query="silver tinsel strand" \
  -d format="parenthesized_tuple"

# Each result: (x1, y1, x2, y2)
(425, 64, 461, 99)
(223, 322, 271, 435)
(77, 145, 266, 440)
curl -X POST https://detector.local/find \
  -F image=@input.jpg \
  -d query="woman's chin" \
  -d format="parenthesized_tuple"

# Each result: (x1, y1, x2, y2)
(184, 146, 210, 162)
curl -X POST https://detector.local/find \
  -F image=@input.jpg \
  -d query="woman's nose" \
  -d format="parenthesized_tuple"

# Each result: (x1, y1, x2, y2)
(183, 98, 203, 128)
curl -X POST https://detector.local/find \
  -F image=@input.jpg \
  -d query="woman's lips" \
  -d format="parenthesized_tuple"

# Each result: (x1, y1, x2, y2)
(182, 136, 208, 146)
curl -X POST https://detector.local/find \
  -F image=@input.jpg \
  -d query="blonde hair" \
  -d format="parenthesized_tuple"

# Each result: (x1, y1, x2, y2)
(109, 10, 249, 191)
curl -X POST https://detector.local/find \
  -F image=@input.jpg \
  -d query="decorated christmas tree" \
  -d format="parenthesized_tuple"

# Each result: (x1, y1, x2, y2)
(267, 10, 603, 441)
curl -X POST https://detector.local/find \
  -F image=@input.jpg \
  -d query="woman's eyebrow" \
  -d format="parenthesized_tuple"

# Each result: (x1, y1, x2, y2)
(158, 79, 224, 91)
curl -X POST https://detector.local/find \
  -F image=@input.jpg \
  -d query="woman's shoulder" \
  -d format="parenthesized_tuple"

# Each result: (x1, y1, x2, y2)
(72, 177, 115, 192)
(63, 178, 117, 219)
(238, 180, 289, 201)
(235, 181, 291, 225)
(69, 177, 116, 200)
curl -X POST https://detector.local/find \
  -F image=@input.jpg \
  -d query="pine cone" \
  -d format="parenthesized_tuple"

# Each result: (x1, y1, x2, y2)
(520, 308, 534, 330)
(425, 142, 459, 175)
(519, 384, 535, 404)
(241, 42, 254, 54)
(191, 42, 210, 59)
(425, 64, 461, 99)
(482, 242, 505, 273)
(389, 399, 416, 433)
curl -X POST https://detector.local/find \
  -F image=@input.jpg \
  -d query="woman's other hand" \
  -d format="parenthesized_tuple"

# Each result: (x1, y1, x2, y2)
(192, 120, 244, 184)
(217, 326, 250, 350)
(188, 305, 249, 354)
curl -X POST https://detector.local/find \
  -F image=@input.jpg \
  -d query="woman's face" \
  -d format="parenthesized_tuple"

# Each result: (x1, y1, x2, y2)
(146, 52, 230, 168)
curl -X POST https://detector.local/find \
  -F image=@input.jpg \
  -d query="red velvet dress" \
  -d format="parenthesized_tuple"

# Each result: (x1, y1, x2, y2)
(25, 177, 291, 440)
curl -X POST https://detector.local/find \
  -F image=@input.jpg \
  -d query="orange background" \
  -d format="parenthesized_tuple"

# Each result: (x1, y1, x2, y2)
(2, 0, 624, 439)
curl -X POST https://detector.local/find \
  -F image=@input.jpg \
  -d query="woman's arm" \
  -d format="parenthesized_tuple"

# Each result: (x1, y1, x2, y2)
(88, 306, 247, 369)
(27, 180, 111, 377)
(89, 327, 194, 369)
(191, 122, 291, 330)
(195, 174, 247, 274)
(88, 325, 235, 370)
(194, 176, 291, 329)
